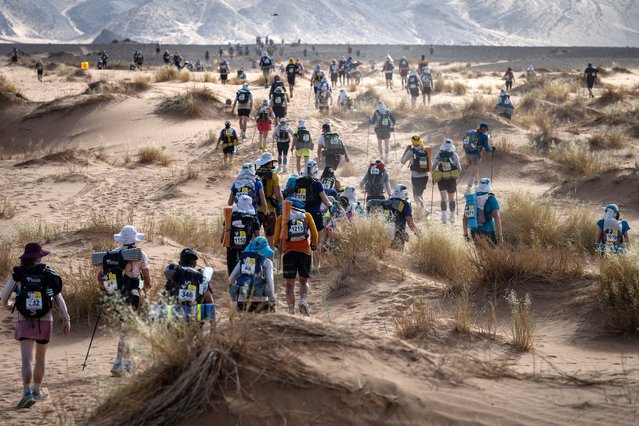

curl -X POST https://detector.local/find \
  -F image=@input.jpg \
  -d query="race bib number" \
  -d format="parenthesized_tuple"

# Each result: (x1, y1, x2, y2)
(302, 134, 310, 142)
(290, 223, 305, 234)
(296, 189, 307, 202)
(275, 97, 282, 104)
(178, 285, 197, 303)
(381, 118, 389, 126)
(409, 84, 417, 89)
(465, 206, 476, 218)
(441, 161, 452, 172)
(26, 292, 43, 310)
(370, 167, 380, 175)
(323, 183, 332, 190)
(233, 231, 247, 246)
(103, 273, 118, 293)
(241, 257, 256, 274)
(606, 231, 619, 244)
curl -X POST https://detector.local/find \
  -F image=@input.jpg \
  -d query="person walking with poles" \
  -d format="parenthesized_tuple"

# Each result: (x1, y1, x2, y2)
(463, 178, 502, 245)
(317, 123, 350, 171)
(400, 135, 431, 211)
(231, 83, 253, 140)
(463, 123, 495, 194)
(370, 101, 396, 162)
(359, 159, 392, 206)
(2, 243, 70, 408)
(431, 139, 462, 223)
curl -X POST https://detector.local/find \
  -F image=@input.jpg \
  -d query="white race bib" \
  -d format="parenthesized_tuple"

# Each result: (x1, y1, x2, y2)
(26, 292, 43, 310)
(178, 285, 197, 303)
(241, 257, 256, 274)
(102, 273, 118, 293)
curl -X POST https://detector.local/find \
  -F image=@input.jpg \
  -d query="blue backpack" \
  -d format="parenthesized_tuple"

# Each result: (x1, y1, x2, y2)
(232, 252, 267, 299)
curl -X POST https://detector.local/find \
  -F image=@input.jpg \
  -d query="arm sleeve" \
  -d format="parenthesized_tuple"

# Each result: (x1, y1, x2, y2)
(369, 111, 377, 125)
(264, 259, 275, 302)
(307, 213, 319, 246)
(401, 148, 412, 164)
(228, 262, 242, 284)
(1, 277, 17, 308)
(390, 112, 397, 124)
(54, 293, 71, 322)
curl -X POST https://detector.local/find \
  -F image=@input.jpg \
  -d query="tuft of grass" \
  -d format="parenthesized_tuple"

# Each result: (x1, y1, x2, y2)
(451, 80, 467, 95)
(406, 228, 474, 292)
(598, 251, 639, 334)
(0, 196, 17, 219)
(452, 288, 472, 333)
(393, 298, 437, 339)
(178, 70, 192, 83)
(0, 239, 18, 280)
(550, 141, 613, 176)
(184, 163, 199, 180)
(505, 289, 534, 350)
(17, 221, 64, 244)
(156, 87, 221, 118)
(159, 213, 223, 253)
(0, 74, 25, 103)
(589, 130, 626, 151)
(154, 66, 179, 82)
(599, 86, 627, 104)
(57, 261, 103, 324)
(460, 95, 493, 119)
(202, 73, 216, 83)
(138, 146, 171, 166)
(332, 216, 390, 275)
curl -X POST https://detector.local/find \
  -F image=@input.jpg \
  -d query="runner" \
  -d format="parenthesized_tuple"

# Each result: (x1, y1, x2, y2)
(463, 123, 495, 194)
(431, 139, 462, 223)
(463, 178, 502, 245)
(369, 101, 397, 161)
(215, 120, 239, 166)
(231, 83, 253, 140)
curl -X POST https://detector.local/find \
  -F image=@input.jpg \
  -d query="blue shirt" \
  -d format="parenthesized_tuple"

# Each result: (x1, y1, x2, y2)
(597, 219, 630, 235)
(476, 192, 499, 233)
(304, 181, 325, 214)
(468, 131, 493, 156)
(231, 180, 264, 208)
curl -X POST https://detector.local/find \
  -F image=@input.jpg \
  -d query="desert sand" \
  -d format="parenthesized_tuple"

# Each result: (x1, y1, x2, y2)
(0, 44, 638, 425)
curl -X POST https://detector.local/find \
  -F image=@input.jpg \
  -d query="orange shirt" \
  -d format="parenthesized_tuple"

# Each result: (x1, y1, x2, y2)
(273, 212, 318, 256)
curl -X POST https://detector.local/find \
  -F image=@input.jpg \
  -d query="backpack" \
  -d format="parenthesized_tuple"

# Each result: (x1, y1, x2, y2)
(322, 132, 346, 156)
(463, 130, 480, 153)
(464, 193, 494, 230)
(220, 63, 229, 73)
(12, 264, 60, 319)
(165, 265, 206, 305)
(256, 169, 278, 209)
(287, 211, 310, 242)
(260, 56, 272, 68)
(101, 249, 138, 294)
(365, 164, 385, 195)
(229, 211, 258, 250)
(234, 180, 257, 204)
(321, 176, 336, 190)
(221, 129, 236, 147)
(258, 107, 269, 121)
(432, 150, 459, 181)
(602, 219, 624, 248)
(318, 88, 329, 103)
(273, 92, 286, 106)
(293, 176, 320, 209)
(377, 112, 392, 129)
(409, 147, 430, 172)
(314, 71, 324, 82)
(277, 125, 291, 141)
(286, 64, 297, 75)
(421, 72, 432, 84)
(407, 75, 419, 89)
(295, 129, 313, 149)
(233, 251, 267, 299)
(237, 89, 250, 103)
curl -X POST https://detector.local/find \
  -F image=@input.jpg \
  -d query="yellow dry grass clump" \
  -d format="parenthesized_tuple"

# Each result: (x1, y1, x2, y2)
(598, 251, 639, 334)
(154, 66, 179, 82)
(332, 216, 390, 275)
(505, 289, 535, 350)
(158, 214, 223, 253)
(137, 146, 171, 166)
(156, 87, 221, 118)
(393, 298, 438, 339)
(0, 74, 24, 102)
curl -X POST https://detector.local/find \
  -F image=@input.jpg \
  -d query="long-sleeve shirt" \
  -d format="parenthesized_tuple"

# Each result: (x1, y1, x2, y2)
(359, 169, 392, 197)
(228, 258, 275, 303)
(431, 151, 463, 173)
(401, 147, 429, 178)
(273, 212, 318, 256)
(2, 276, 70, 322)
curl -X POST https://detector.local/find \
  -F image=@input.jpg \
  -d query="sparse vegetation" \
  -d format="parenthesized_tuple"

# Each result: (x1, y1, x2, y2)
(154, 66, 179, 82)
(505, 289, 535, 350)
(550, 141, 613, 176)
(452, 288, 472, 333)
(0, 239, 17, 280)
(158, 213, 223, 253)
(138, 146, 171, 166)
(156, 87, 222, 118)
(56, 261, 103, 323)
(598, 251, 639, 334)
(0, 74, 25, 103)
(332, 216, 390, 276)
(0, 196, 17, 219)
(393, 298, 438, 339)
(17, 221, 65, 244)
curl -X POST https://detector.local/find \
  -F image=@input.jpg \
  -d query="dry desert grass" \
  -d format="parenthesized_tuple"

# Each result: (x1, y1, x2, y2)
(598, 251, 639, 334)
(156, 87, 222, 118)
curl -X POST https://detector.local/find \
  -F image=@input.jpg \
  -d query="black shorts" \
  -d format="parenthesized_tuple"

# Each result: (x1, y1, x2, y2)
(423, 87, 432, 95)
(283, 251, 312, 279)
(437, 179, 457, 193)
(375, 128, 391, 140)
(409, 88, 420, 98)
(331, 73, 338, 82)
(287, 76, 296, 85)
(19, 337, 49, 345)
(223, 146, 235, 154)
(385, 73, 393, 81)
(411, 176, 428, 196)
(586, 77, 596, 89)
(400, 70, 408, 77)
(258, 211, 276, 237)
(273, 106, 286, 118)
(227, 247, 242, 275)
(310, 211, 325, 232)
(324, 155, 340, 171)
(238, 108, 250, 117)
(220, 74, 228, 81)
(277, 142, 290, 157)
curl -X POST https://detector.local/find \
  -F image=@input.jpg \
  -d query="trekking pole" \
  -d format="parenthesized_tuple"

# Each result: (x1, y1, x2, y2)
(81, 304, 103, 371)
(430, 179, 435, 219)
(490, 151, 494, 182)
(366, 123, 370, 162)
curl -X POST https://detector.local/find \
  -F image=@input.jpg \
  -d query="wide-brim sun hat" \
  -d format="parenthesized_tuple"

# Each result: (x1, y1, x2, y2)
(248, 236, 275, 258)
(256, 151, 275, 167)
(476, 178, 492, 193)
(114, 225, 145, 245)
(19, 242, 50, 259)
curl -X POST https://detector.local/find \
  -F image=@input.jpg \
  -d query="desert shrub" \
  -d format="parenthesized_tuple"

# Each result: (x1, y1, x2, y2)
(598, 252, 639, 334)
(0, 196, 17, 219)
(0, 239, 18, 280)
(138, 146, 171, 166)
(178, 70, 192, 83)
(451, 80, 467, 95)
(353, 86, 382, 113)
(0, 74, 24, 103)
(460, 95, 492, 119)
(406, 228, 474, 291)
(470, 241, 584, 291)
(154, 66, 179, 82)
(57, 261, 103, 324)
(599, 86, 627, 104)
(158, 213, 223, 253)
(121, 76, 152, 94)
(184, 163, 199, 180)
(451, 287, 473, 333)
(156, 87, 221, 118)
(332, 216, 389, 274)
(17, 221, 64, 243)
(550, 141, 613, 176)
(588, 130, 625, 151)
(505, 289, 534, 350)
(202, 73, 216, 83)
(393, 298, 437, 339)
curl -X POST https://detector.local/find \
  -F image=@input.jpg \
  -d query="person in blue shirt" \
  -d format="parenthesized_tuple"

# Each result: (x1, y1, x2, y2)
(463, 178, 502, 245)
(465, 123, 495, 194)
(595, 204, 631, 255)
(227, 163, 268, 216)
(384, 184, 419, 249)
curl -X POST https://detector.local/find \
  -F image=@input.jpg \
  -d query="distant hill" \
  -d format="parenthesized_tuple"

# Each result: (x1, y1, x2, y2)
(0, 0, 637, 46)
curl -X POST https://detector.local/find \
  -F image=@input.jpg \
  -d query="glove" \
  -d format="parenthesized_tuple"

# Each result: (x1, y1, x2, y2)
(310, 244, 317, 251)
(464, 234, 471, 242)
(491, 147, 497, 153)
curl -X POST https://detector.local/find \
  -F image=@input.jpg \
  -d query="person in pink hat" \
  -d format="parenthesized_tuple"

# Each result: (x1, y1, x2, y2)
(97, 225, 151, 377)
(1, 242, 70, 409)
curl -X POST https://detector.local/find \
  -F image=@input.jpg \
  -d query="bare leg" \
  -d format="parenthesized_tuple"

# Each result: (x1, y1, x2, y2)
(33, 343, 48, 391)
(20, 340, 34, 393)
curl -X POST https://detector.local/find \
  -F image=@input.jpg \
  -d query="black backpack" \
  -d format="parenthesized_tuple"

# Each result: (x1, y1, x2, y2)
(237, 89, 250, 103)
(294, 176, 320, 209)
(410, 147, 430, 172)
(229, 211, 258, 250)
(273, 92, 286, 106)
(287, 215, 310, 242)
(377, 112, 392, 129)
(101, 249, 137, 294)
(165, 265, 205, 305)
(12, 264, 61, 319)
(365, 165, 385, 195)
